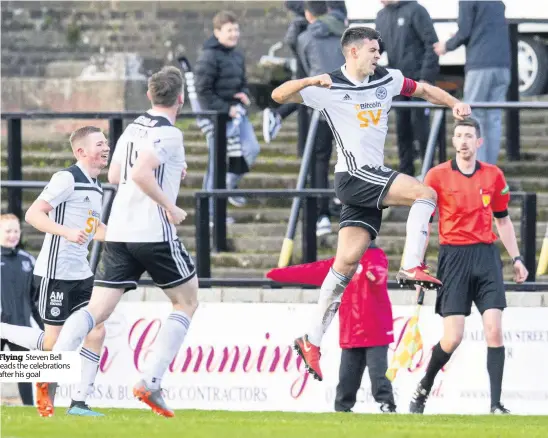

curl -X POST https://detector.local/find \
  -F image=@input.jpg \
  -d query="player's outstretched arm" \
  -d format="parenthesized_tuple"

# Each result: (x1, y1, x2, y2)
(412, 82, 471, 120)
(25, 200, 87, 245)
(271, 74, 332, 104)
(132, 150, 187, 224)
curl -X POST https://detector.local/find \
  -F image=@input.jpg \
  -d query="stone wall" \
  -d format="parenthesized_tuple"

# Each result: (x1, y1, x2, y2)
(1, 1, 293, 138)
(1, 1, 293, 78)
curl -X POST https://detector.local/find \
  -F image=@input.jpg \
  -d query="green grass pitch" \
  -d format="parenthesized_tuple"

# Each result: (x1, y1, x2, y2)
(1, 407, 547, 438)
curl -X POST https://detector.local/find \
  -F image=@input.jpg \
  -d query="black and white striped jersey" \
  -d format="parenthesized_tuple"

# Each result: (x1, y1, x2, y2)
(34, 163, 103, 280)
(106, 110, 186, 243)
(300, 65, 406, 173)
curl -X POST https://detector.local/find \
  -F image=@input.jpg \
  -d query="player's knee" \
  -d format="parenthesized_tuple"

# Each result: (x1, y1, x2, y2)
(42, 333, 57, 351)
(86, 323, 106, 345)
(419, 185, 437, 203)
(484, 323, 503, 346)
(333, 257, 360, 278)
(173, 299, 199, 318)
(441, 332, 463, 353)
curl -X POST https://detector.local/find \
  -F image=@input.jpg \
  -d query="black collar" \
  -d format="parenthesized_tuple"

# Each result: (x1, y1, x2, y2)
(1, 246, 17, 256)
(451, 159, 481, 177)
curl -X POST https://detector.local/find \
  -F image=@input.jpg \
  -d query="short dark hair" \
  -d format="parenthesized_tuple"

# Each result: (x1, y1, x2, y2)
(69, 126, 102, 148)
(304, 1, 328, 17)
(213, 10, 238, 30)
(148, 66, 184, 107)
(340, 26, 381, 52)
(454, 118, 481, 137)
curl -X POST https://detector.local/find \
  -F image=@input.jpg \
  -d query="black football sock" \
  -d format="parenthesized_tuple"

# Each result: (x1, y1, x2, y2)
(487, 346, 505, 407)
(420, 342, 452, 390)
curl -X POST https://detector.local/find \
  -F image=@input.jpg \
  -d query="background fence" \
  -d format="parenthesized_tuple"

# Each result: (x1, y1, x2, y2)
(2, 100, 548, 287)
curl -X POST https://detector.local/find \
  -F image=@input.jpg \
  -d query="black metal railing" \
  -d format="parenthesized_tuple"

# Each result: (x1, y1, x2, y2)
(4, 101, 548, 242)
(0, 181, 542, 289)
(0, 111, 227, 222)
(194, 188, 538, 283)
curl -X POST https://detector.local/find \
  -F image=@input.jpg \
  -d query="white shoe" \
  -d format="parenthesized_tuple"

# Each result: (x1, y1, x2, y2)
(228, 196, 246, 207)
(262, 108, 282, 143)
(316, 215, 332, 237)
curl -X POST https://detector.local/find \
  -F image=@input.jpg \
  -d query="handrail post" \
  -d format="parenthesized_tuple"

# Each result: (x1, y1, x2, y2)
(521, 193, 537, 282)
(7, 118, 23, 219)
(302, 194, 317, 263)
(212, 112, 228, 252)
(195, 193, 211, 281)
(438, 109, 447, 163)
(506, 22, 521, 161)
(108, 118, 124, 163)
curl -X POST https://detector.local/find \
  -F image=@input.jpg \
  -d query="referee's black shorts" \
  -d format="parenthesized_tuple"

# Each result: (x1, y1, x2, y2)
(435, 243, 507, 317)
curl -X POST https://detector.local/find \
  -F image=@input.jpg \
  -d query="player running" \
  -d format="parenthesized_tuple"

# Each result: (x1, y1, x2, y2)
(51, 66, 196, 418)
(1, 126, 109, 417)
(271, 26, 471, 381)
(409, 118, 528, 415)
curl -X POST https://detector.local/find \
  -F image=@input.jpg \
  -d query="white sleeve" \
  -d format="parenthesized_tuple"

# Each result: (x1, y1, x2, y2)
(299, 86, 330, 111)
(111, 133, 126, 165)
(387, 69, 405, 98)
(38, 171, 74, 209)
(143, 129, 184, 164)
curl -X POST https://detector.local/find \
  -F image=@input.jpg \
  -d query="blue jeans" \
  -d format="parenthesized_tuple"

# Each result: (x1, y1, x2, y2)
(202, 115, 260, 213)
(464, 68, 510, 164)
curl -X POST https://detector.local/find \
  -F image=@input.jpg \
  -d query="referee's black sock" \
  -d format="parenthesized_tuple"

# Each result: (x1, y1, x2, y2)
(420, 343, 452, 390)
(487, 346, 505, 407)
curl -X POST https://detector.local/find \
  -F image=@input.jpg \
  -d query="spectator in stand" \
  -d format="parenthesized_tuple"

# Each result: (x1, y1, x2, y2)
(195, 10, 260, 211)
(297, 1, 346, 236)
(266, 241, 396, 413)
(376, 0, 439, 176)
(434, 0, 511, 164)
(262, 1, 348, 144)
(0, 213, 42, 406)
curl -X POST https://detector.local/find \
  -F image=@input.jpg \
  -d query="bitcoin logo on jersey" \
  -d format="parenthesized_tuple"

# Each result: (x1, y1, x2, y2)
(354, 103, 383, 128)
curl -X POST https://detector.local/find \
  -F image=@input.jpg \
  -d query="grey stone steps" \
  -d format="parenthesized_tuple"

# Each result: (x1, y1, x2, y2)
(5, 150, 548, 177)
(4, 166, 548, 192)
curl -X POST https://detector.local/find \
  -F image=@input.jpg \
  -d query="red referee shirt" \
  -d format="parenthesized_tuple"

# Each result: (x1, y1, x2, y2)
(424, 160, 510, 245)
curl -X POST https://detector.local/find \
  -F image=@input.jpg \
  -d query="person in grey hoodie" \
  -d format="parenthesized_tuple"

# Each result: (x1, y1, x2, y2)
(297, 0, 346, 237)
(262, 1, 348, 144)
(434, 0, 511, 164)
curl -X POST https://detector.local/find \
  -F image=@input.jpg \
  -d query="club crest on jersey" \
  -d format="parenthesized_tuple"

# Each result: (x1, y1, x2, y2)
(480, 189, 491, 207)
(375, 86, 387, 100)
(21, 260, 32, 272)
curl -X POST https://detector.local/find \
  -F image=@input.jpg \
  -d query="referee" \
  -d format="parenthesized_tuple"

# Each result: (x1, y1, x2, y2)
(409, 118, 528, 415)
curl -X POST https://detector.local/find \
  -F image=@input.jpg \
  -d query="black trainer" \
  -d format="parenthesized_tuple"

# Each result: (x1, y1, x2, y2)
(490, 403, 511, 414)
(380, 402, 397, 413)
(409, 383, 430, 414)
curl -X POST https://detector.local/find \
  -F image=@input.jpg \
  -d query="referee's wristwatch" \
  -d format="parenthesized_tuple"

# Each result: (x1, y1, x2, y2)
(512, 255, 524, 265)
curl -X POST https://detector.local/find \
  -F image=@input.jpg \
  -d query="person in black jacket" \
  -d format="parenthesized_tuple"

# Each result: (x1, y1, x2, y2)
(376, 0, 439, 176)
(195, 10, 260, 211)
(0, 213, 42, 406)
(434, 1, 510, 164)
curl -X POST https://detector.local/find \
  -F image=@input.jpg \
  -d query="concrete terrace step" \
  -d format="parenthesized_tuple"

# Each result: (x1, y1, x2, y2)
(4, 166, 548, 193)
(5, 151, 548, 178)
